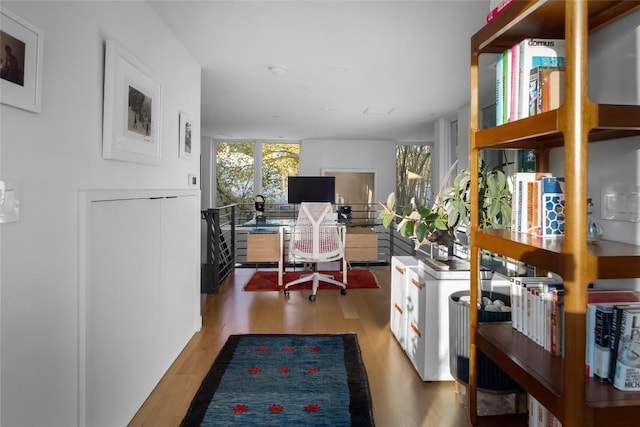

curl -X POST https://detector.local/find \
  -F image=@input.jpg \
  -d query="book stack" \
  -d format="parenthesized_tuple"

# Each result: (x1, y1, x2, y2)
(510, 284, 640, 393)
(583, 296, 640, 391)
(509, 276, 564, 355)
(511, 173, 565, 237)
(496, 38, 565, 126)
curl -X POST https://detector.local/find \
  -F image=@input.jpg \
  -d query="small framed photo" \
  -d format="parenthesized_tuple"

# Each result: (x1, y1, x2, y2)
(102, 39, 162, 165)
(179, 112, 192, 159)
(0, 7, 44, 113)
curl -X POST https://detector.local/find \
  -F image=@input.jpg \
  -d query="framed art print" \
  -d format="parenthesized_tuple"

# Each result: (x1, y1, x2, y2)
(0, 7, 44, 113)
(179, 112, 192, 159)
(102, 39, 162, 165)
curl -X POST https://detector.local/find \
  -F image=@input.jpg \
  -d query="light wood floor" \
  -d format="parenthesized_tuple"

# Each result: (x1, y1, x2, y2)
(128, 266, 473, 427)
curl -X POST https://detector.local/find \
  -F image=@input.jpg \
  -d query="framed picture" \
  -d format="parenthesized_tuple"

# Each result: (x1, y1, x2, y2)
(0, 7, 44, 113)
(178, 112, 192, 159)
(102, 39, 162, 165)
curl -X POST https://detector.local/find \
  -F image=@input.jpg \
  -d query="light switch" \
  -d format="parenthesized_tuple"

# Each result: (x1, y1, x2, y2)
(0, 179, 19, 223)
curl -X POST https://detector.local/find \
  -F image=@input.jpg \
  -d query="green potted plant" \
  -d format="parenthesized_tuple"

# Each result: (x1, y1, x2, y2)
(379, 159, 512, 247)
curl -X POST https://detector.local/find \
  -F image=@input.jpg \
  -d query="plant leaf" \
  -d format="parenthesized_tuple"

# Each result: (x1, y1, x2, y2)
(381, 210, 394, 228)
(415, 222, 428, 243)
(386, 192, 395, 210)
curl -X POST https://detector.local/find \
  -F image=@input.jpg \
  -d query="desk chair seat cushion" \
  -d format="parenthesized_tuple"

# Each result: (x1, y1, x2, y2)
(292, 239, 341, 258)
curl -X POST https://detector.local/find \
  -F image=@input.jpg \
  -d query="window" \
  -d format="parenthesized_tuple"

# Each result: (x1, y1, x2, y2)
(215, 141, 255, 207)
(215, 140, 300, 212)
(395, 144, 433, 208)
(260, 142, 300, 203)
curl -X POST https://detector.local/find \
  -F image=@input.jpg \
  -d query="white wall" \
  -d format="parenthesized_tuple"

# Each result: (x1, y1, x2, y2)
(299, 139, 397, 206)
(0, 2, 201, 426)
(549, 9, 640, 246)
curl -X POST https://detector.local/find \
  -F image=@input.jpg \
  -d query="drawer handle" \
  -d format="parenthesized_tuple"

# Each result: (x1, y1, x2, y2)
(394, 303, 403, 314)
(410, 322, 422, 338)
(394, 265, 404, 274)
(411, 278, 423, 290)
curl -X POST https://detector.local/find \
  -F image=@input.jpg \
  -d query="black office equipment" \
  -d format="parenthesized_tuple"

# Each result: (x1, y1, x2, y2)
(287, 176, 335, 204)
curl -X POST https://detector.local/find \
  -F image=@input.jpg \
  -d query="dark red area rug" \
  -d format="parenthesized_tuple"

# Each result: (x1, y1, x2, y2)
(243, 269, 379, 292)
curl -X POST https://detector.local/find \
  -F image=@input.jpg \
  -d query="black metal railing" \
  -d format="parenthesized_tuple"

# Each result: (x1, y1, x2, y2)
(201, 204, 236, 293)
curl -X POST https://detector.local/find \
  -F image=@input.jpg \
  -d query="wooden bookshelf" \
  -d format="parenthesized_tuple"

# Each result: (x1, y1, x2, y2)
(468, 1, 640, 426)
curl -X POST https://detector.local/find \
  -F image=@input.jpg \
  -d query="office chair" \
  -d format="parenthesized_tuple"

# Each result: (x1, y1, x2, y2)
(284, 202, 347, 301)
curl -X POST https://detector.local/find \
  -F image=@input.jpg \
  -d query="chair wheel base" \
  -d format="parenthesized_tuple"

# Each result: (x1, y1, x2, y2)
(340, 289, 347, 295)
(309, 294, 317, 302)
(284, 289, 290, 297)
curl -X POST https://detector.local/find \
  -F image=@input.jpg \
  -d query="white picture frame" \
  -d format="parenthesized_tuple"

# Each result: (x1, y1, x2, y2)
(102, 39, 162, 165)
(0, 7, 44, 113)
(178, 111, 192, 159)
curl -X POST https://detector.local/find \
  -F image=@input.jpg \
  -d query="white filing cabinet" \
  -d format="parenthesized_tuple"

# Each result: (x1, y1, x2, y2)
(404, 266, 469, 381)
(389, 256, 418, 350)
(390, 255, 511, 382)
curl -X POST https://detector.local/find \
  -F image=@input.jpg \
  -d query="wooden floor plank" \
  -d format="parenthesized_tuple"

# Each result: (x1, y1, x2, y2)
(128, 266, 499, 427)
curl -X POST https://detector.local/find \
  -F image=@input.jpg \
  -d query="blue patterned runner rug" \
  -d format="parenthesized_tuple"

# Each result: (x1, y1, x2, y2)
(180, 334, 375, 426)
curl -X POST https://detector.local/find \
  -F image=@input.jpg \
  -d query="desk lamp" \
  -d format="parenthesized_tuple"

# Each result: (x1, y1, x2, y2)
(254, 195, 266, 222)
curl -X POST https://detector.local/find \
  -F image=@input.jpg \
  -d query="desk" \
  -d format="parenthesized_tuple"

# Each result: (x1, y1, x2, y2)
(245, 218, 380, 287)
(345, 227, 378, 261)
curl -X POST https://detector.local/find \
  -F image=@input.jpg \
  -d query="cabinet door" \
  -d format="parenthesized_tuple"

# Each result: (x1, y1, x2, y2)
(406, 267, 470, 382)
(390, 257, 418, 349)
(405, 267, 427, 377)
(159, 196, 201, 364)
(87, 197, 161, 427)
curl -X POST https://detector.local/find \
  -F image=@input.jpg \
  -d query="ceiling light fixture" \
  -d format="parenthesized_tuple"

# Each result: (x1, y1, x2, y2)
(363, 107, 395, 115)
(268, 65, 288, 75)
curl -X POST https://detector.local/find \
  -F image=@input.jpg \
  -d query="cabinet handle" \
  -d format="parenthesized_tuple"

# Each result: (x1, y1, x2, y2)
(411, 278, 423, 290)
(394, 265, 404, 274)
(394, 303, 403, 314)
(410, 322, 422, 338)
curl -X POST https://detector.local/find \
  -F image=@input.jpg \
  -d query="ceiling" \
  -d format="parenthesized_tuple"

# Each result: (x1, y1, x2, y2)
(150, 0, 494, 142)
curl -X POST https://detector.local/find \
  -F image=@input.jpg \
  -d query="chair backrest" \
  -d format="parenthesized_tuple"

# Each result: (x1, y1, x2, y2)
(289, 202, 343, 262)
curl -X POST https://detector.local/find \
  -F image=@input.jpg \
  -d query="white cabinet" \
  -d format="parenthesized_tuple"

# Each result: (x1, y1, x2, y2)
(390, 256, 418, 350)
(404, 266, 469, 381)
(81, 190, 201, 427)
(390, 255, 511, 381)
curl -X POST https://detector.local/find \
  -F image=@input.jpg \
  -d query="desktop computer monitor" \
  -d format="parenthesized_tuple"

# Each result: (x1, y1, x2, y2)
(287, 176, 335, 204)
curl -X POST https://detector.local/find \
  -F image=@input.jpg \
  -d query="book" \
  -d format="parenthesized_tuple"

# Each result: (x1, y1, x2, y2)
(517, 38, 566, 120)
(584, 291, 640, 377)
(593, 304, 614, 380)
(509, 43, 520, 122)
(503, 48, 511, 125)
(608, 303, 640, 383)
(529, 66, 566, 115)
(550, 288, 565, 356)
(511, 172, 550, 234)
(538, 176, 565, 237)
(495, 53, 504, 126)
(526, 180, 542, 235)
(509, 276, 562, 334)
(486, 0, 515, 22)
(613, 307, 640, 391)
(541, 67, 565, 112)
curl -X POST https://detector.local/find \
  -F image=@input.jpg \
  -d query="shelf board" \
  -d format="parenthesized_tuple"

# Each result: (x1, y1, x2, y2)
(472, 0, 640, 54)
(476, 323, 640, 425)
(476, 322, 562, 415)
(474, 229, 640, 279)
(474, 105, 640, 150)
